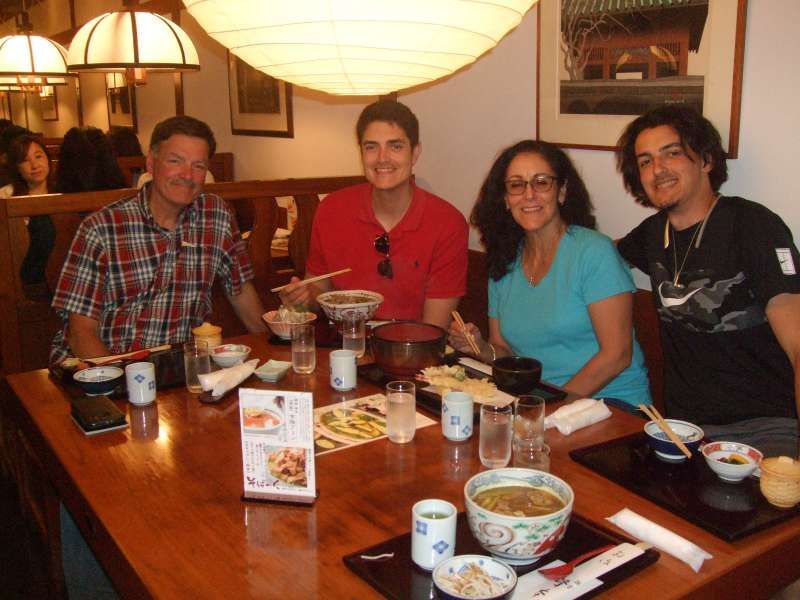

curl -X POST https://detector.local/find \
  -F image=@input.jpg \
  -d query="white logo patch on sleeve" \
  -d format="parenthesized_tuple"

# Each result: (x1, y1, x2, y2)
(776, 248, 797, 275)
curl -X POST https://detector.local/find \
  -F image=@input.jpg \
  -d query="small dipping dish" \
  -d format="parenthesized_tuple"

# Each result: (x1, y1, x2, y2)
(433, 554, 517, 600)
(211, 344, 251, 368)
(702, 441, 762, 483)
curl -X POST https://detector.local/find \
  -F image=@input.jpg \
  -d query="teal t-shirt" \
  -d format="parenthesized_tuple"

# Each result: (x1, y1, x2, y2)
(488, 226, 651, 407)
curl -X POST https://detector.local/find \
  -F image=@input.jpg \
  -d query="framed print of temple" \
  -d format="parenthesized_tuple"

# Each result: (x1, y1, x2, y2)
(537, 0, 746, 156)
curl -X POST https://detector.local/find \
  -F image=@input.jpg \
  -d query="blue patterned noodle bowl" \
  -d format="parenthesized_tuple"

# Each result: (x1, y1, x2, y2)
(464, 468, 574, 565)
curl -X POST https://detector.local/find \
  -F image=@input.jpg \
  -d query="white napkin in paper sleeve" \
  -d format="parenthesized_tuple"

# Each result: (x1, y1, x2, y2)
(607, 508, 713, 572)
(198, 359, 259, 398)
(544, 398, 611, 435)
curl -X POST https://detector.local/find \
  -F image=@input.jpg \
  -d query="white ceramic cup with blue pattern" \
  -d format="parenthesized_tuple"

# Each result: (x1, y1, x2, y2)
(411, 498, 457, 570)
(441, 391, 474, 441)
(125, 361, 156, 406)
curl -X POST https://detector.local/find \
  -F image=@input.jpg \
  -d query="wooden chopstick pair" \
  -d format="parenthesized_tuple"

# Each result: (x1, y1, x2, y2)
(270, 268, 352, 293)
(451, 311, 482, 357)
(639, 403, 692, 458)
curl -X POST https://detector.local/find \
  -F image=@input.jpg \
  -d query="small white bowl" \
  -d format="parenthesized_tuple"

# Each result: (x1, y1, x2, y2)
(432, 554, 517, 600)
(73, 366, 124, 395)
(702, 441, 762, 483)
(262, 310, 317, 340)
(211, 344, 251, 368)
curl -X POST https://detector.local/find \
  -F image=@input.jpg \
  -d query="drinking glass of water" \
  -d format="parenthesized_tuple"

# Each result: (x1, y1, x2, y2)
(291, 323, 316, 374)
(479, 403, 513, 468)
(386, 380, 416, 443)
(341, 310, 366, 358)
(183, 339, 210, 394)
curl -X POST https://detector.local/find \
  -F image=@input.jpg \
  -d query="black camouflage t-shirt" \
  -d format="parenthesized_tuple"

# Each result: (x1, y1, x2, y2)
(618, 196, 800, 425)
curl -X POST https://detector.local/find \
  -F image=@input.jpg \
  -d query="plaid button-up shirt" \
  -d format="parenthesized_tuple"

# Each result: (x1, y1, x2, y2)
(50, 187, 253, 365)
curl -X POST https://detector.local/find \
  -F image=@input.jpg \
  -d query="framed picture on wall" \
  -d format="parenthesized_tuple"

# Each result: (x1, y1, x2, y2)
(228, 52, 294, 138)
(105, 73, 138, 133)
(0, 93, 11, 120)
(40, 86, 58, 121)
(537, 0, 746, 157)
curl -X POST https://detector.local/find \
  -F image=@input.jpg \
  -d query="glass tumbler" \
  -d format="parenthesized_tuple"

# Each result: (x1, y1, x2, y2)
(183, 339, 210, 393)
(386, 380, 416, 443)
(341, 310, 366, 358)
(291, 323, 316, 374)
(479, 403, 513, 468)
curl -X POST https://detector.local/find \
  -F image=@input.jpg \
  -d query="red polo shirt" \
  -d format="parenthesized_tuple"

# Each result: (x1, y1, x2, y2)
(306, 182, 468, 321)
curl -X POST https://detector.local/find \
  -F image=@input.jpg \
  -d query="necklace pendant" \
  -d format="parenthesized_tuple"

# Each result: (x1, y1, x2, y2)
(672, 276, 684, 289)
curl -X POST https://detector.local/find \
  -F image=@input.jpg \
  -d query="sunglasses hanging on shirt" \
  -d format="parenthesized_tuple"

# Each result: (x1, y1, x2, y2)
(374, 232, 393, 279)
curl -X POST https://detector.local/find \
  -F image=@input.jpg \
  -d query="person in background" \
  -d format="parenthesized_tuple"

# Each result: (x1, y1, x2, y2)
(108, 125, 143, 157)
(616, 105, 800, 457)
(279, 99, 468, 330)
(50, 115, 266, 365)
(0, 124, 30, 187)
(449, 140, 651, 409)
(0, 134, 55, 299)
(56, 126, 128, 193)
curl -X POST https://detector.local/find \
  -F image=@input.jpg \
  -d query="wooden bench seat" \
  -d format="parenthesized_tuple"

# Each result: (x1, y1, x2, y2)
(0, 176, 364, 375)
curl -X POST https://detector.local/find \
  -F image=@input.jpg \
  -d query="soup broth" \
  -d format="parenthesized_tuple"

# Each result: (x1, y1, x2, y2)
(472, 485, 565, 517)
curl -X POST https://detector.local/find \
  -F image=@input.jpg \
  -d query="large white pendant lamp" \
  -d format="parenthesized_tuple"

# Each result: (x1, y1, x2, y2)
(0, 11, 73, 86)
(67, 2, 200, 83)
(184, 0, 537, 96)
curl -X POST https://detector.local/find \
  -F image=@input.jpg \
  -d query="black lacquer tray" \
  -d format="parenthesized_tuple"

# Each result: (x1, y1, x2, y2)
(357, 362, 566, 420)
(344, 512, 659, 600)
(570, 432, 800, 541)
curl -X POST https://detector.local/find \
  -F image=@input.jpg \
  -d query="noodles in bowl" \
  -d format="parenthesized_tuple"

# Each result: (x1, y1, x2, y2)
(465, 468, 573, 565)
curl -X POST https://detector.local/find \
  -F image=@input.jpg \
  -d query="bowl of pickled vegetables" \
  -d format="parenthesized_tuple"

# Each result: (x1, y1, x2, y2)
(702, 441, 762, 483)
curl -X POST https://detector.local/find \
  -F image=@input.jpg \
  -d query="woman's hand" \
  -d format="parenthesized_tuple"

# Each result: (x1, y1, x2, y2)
(447, 321, 485, 357)
(278, 276, 313, 309)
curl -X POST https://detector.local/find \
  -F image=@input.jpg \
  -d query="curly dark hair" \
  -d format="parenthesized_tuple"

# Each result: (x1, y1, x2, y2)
(356, 100, 419, 147)
(616, 105, 728, 207)
(7, 135, 50, 196)
(472, 140, 596, 281)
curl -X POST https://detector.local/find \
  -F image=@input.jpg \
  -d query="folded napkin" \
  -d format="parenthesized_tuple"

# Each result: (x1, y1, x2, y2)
(199, 359, 259, 398)
(607, 508, 712, 572)
(545, 398, 611, 435)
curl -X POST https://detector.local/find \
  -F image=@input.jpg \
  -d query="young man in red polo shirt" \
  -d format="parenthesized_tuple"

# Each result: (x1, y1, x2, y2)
(279, 100, 468, 330)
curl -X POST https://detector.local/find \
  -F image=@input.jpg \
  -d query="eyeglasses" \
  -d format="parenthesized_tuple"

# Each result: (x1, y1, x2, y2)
(504, 174, 558, 196)
(374, 232, 393, 279)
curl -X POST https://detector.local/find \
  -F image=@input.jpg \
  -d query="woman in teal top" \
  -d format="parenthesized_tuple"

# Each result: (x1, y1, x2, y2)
(450, 140, 651, 408)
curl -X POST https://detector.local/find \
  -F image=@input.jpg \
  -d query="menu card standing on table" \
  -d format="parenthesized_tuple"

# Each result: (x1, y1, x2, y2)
(239, 388, 316, 505)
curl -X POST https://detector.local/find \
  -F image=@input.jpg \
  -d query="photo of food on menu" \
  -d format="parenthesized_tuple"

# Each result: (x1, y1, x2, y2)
(239, 389, 316, 503)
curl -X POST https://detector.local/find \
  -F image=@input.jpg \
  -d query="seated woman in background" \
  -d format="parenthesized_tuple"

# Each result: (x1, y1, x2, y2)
(0, 134, 55, 298)
(449, 140, 651, 408)
(56, 126, 128, 192)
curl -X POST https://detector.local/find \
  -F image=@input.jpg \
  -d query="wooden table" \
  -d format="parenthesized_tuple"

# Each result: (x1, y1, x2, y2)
(3, 333, 800, 599)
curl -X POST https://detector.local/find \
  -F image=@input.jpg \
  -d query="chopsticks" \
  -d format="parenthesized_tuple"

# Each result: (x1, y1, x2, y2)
(270, 268, 352, 293)
(639, 404, 692, 458)
(451, 310, 481, 357)
(87, 344, 172, 366)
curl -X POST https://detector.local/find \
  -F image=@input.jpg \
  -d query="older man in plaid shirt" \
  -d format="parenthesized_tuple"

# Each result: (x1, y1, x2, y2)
(50, 115, 266, 365)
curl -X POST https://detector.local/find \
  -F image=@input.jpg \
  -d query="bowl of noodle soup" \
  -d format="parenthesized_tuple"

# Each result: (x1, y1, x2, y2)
(464, 468, 574, 565)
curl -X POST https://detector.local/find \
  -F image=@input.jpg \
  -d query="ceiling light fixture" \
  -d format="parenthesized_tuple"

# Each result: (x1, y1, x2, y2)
(0, 8, 73, 88)
(183, 0, 537, 96)
(67, 0, 200, 85)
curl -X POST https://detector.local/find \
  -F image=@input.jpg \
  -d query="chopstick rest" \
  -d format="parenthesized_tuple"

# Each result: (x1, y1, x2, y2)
(607, 508, 712, 572)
